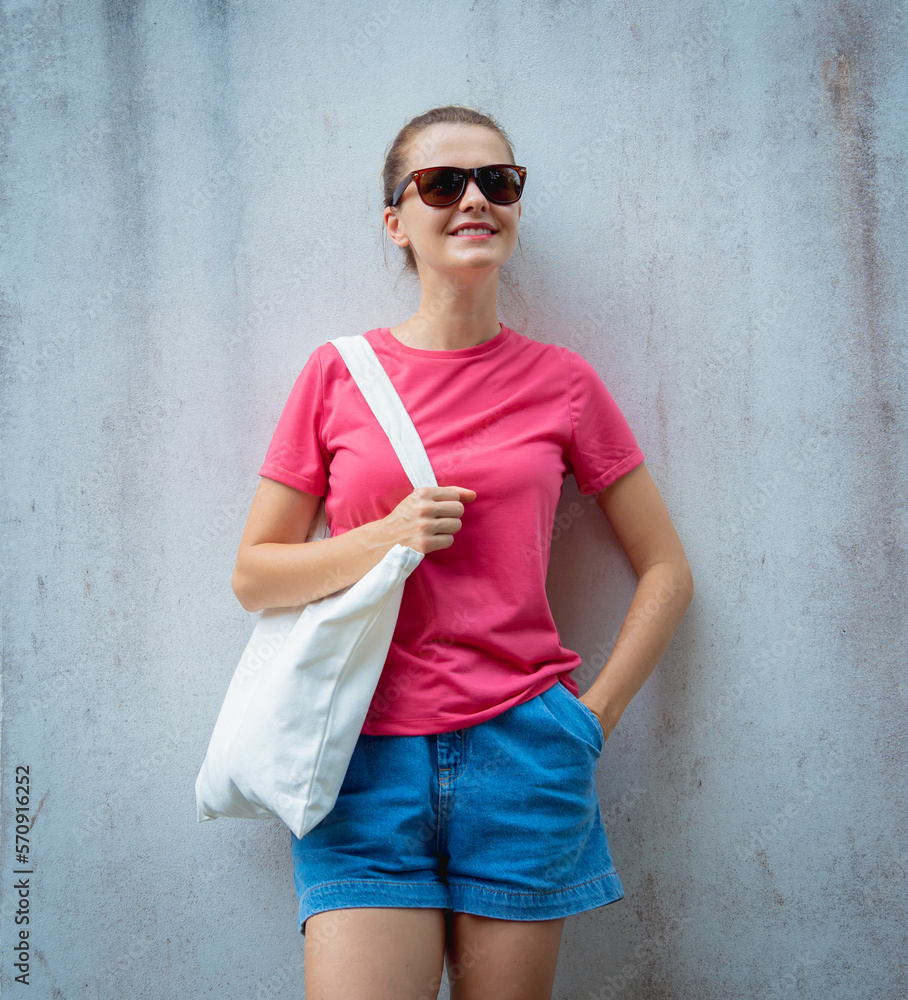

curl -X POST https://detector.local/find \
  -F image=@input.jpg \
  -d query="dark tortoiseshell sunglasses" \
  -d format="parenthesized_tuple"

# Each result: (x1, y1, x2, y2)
(391, 164, 527, 207)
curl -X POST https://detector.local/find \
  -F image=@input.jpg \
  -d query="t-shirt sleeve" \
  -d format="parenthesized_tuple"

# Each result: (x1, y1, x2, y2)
(257, 349, 330, 496)
(565, 349, 645, 494)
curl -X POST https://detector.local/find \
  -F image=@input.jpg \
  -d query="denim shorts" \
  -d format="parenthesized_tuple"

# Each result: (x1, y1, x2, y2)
(290, 676, 625, 935)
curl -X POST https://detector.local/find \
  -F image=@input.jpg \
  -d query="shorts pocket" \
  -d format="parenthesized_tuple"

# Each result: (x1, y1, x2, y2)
(542, 680, 605, 755)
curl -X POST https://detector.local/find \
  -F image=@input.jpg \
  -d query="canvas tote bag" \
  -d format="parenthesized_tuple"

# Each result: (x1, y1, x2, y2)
(195, 334, 437, 839)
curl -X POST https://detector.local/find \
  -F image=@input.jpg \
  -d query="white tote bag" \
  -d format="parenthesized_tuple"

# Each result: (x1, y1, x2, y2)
(195, 334, 437, 839)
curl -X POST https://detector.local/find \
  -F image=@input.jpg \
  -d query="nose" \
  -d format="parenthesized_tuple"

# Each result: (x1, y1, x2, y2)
(457, 175, 489, 209)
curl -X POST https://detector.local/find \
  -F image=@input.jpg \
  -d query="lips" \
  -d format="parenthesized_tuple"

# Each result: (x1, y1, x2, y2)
(450, 224, 497, 236)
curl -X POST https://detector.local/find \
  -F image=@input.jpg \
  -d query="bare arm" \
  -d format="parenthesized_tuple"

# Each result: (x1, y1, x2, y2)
(579, 462, 694, 741)
(231, 477, 477, 613)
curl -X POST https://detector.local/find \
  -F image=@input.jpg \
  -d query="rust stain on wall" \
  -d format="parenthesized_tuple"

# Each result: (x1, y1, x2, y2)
(821, 40, 902, 593)
(823, 51, 893, 430)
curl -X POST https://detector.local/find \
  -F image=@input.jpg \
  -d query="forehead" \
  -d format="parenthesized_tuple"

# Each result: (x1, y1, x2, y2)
(404, 123, 512, 170)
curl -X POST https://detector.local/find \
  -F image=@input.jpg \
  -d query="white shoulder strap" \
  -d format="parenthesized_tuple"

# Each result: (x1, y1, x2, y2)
(328, 335, 438, 490)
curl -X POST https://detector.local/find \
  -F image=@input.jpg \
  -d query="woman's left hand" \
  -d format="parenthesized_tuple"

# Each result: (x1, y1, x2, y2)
(580, 697, 611, 744)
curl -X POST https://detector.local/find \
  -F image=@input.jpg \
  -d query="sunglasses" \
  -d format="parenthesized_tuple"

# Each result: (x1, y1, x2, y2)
(391, 164, 527, 208)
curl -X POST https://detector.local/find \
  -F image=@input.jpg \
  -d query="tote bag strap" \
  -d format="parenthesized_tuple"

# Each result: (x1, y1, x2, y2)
(329, 335, 438, 490)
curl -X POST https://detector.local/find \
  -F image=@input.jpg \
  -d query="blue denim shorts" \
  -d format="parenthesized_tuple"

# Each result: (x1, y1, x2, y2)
(290, 676, 625, 935)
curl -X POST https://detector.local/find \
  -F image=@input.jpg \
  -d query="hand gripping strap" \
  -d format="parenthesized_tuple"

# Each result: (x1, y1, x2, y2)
(329, 336, 438, 490)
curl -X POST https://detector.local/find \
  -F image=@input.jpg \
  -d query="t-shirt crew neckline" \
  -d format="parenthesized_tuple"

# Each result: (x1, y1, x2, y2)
(377, 324, 512, 359)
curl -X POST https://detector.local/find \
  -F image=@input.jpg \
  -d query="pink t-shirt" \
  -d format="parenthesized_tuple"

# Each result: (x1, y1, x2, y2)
(258, 324, 645, 735)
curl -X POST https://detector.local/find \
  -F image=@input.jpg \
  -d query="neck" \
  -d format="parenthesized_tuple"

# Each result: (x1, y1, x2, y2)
(394, 268, 502, 351)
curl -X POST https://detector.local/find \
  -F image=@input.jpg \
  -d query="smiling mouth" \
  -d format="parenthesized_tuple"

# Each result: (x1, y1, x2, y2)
(451, 227, 497, 236)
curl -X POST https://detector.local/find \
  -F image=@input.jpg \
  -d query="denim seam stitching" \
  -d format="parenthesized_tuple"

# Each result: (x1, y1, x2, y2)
(302, 878, 450, 893)
(446, 871, 620, 899)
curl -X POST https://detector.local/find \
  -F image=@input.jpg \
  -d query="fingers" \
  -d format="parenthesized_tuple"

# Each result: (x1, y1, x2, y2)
(393, 486, 477, 554)
(414, 485, 477, 503)
(429, 487, 477, 525)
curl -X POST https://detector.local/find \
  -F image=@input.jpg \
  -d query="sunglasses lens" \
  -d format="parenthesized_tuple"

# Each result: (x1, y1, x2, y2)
(480, 166, 522, 203)
(412, 166, 525, 206)
(417, 168, 466, 206)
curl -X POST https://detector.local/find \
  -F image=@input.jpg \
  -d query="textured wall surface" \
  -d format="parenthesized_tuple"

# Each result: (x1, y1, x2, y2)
(2, 1, 906, 997)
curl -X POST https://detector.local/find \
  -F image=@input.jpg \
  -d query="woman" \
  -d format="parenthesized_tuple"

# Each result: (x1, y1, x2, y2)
(232, 105, 693, 1000)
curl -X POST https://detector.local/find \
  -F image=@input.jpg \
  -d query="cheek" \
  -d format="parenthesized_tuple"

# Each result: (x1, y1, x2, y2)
(421, 218, 453, 245)
(405, 220, 449, 258)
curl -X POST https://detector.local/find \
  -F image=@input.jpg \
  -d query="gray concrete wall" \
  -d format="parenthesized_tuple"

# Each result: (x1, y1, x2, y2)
(2, 1, 906, 997)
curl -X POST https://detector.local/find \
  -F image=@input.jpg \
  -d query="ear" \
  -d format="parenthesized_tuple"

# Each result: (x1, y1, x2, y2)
(383, 206, 410, 248)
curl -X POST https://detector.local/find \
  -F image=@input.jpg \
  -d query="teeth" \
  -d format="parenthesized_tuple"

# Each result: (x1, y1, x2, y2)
(455, 227, 493, 235)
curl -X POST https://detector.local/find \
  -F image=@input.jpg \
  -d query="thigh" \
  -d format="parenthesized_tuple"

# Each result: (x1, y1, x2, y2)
(444, 912, 567, 1000)
(305, 906, 448, 1000)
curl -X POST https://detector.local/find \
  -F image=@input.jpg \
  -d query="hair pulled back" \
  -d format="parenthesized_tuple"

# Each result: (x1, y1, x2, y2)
(382, 105, 518, 275)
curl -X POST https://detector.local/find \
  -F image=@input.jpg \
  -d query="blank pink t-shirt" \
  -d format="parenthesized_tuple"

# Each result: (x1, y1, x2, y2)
(258, 325, 645, 735)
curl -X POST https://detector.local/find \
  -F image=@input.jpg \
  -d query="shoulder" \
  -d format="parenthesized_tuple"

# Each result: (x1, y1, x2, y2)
(507, 329, 600, 381)
(303, 337, 359, 379)
(506, 327, 574, 366)
(312, 329, 385, 369)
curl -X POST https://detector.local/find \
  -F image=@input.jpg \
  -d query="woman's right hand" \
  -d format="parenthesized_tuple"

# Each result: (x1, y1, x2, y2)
(380, 486, 477, 554)
(233, 479, 477, 612)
